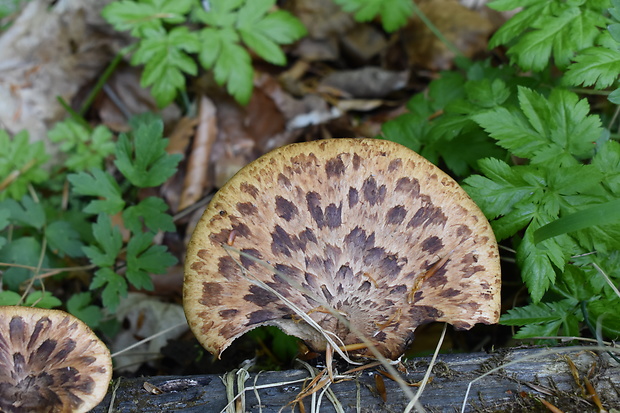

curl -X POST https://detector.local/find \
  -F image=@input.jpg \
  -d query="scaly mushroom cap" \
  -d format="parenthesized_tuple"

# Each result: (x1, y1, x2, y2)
(184, 138, 501, 360)
(0, 306, 112, 413)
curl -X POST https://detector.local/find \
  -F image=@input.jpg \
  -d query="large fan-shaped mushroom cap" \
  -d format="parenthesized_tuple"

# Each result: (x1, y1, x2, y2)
(184, 138, 500, 360)
(0, 306, 112, 413)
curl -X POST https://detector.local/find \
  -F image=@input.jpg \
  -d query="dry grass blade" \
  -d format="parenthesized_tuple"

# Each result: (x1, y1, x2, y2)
(403, 323, 447, 413)
(224, 245, 419, 403)
(592, 262, 620, 299)
(110, 321, 187, 359)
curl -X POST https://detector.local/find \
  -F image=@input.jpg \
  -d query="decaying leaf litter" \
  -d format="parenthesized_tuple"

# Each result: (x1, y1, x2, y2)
(2, 0, 618, 412)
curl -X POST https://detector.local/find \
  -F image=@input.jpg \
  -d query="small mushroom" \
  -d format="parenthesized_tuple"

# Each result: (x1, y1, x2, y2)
(0, 306, 112, 413)
(184, 138, 501, 360)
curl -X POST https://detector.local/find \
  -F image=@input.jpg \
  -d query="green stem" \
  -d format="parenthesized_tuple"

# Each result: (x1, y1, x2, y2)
(56, 97, 92, 131)
(411, 1, 463, 58)
(79, 45, 137, 116)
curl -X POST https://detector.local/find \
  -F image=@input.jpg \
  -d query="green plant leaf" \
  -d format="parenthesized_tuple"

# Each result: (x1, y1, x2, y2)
(501, 300, 577, 325)
(534, 199, 620, 243)
(126, 232, 177, 290)
(122, 197, 175, 234)
(0, 291, 21, 306)
(68, 169, 125, 215)
(564, 46, 620, 89)
(500, 299, 581, 339)
(518, 222, 570, 303)
(587, 298, 620, 340)
(67, 292, 102, 328)
(114, 114, 182, 188)
(102, 0, 193, 36)
(0, 195, 46, 229)
(333, 0, 413, 32)
(490, 2, 609, 71)
(463, 159, 539, 219)
(253, 10, 307, 44)
(132, 26, 200, 107)
(0, 129, 49, 201)
(48, 121, 115, 172)
(90, 267, 128, 313)
(199, 27, 254, 104)
(472, 87, 601, 166)
(593, 140, 620, 194)
(0, 237, 48, 291)
(82, 214, 123, 268)
(24, 291, 62, 309)
(0, 208, 9, 250)
(45, 220, 85, 258)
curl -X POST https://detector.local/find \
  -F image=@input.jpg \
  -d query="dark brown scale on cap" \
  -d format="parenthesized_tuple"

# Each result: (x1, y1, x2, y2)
(0, 306, 112, 413)
(184, 138, 501, 360)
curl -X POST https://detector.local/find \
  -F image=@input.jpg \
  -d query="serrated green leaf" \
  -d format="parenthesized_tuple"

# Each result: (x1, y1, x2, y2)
(67, 292, 102, 328)
(593, 140, 620, 194)
(213, 40, 254, 104)
(132, 26, 200, 107)
(473, 107, 543, 160)
(564, 46, 620, 89)
(334, 0, 413, 32)
(0, 130, 49, 201)
(239, 28, 285, 65)
(518, 223, 570, 302)
(126, 232, 177, 290)
(102, 0, 193, 36)
(587, 298, 620, 340)
(554, 264, 601, 302)
(68, 169, 124, 215)
(253, 11, 307, 44)
(609, 87, 620, 104)
(82, 214, 122, 268)
(235, 0, 274, 27)
(489, 2, 550, 47)
(24, 291, 62, 309)
(194, 0, 243, 27)
(90, 267, 127, 313)
(473, 87, 602, 165)
(0, 195, 46, 229)
(464, 78, 510, 108)
(463, 159, 539, 219)
(48, 121, 114, 172)
(122, 197, 175, 234)
(500, 300, 577, 325)
(198, 27, 222, 68)
(45, 220, 84, 258)
(114, 115, 182, 187)
(609, 22, 620, 42)
(493, 2, 608, 71)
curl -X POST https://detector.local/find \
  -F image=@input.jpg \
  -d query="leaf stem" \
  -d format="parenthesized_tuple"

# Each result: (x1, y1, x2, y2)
(79, 49, 130, 116)
(411, 1, 463, 58)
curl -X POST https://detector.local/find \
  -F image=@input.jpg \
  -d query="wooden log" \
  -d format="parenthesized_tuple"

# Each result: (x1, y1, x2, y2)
(92, 347, 620, 412)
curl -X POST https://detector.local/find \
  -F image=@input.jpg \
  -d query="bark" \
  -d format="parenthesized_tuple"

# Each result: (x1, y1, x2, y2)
(92, 347, 620, 412)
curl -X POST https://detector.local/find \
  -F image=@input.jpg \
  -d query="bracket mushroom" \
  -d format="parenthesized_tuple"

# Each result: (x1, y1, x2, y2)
(184, 138, 501, 360)
(0, 306, 112, 413)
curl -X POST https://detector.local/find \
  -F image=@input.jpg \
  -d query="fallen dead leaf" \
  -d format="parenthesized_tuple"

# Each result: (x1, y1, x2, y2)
(178, 95, 217, 211)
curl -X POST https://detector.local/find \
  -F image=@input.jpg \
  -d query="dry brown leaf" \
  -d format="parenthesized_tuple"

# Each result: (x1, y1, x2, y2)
(178, 96, 217, 211)
(340, 24, 388, 63)
(167, 116, 200, 156)
(0, 0, 124, 155)
(319, 67, 409, 99)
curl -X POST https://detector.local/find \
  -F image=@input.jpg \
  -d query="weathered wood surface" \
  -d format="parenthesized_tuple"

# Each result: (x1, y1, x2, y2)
(92, 347, 620, 412)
